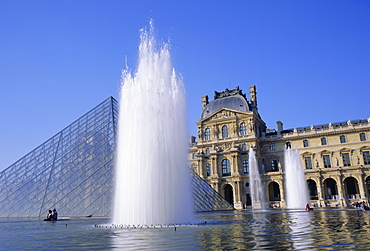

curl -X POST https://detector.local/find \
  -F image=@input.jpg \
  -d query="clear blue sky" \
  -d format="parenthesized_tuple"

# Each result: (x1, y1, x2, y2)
(0, 1, 369, 171)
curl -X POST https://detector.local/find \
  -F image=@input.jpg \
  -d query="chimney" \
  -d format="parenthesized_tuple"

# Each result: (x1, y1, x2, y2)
(202, 95, 209, 109)
(276, 121, 283, 135)
(249, 86, 257, 107)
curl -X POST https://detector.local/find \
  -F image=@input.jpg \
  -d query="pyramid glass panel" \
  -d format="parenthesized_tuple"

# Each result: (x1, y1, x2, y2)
(0, 97, 232, 218)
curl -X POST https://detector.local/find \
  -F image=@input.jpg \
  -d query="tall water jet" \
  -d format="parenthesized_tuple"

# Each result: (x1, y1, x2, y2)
(284, 147, 310, 209)
(249, 147, 266, 210)
(112, 22, 194, 225)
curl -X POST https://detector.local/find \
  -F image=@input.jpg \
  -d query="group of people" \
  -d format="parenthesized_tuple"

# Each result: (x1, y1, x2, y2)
(353, 201, 369, 211)
(44, 208, 58, 221)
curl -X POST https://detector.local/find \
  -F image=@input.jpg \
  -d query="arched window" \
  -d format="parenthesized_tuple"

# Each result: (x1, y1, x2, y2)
(222, 125, 228, 138)
(204, 128, 211, 141)
(221, 159, 231, 176)
(239, 122, 247, 136)
(205, 148, 210, 155)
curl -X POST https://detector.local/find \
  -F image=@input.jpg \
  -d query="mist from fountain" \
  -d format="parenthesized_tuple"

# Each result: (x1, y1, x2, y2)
(284, 147, 310, 209)
(112, 21, 194, 226)
(249, 147, 266, 210)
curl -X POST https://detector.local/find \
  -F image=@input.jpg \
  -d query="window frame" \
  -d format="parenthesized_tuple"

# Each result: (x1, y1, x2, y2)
(304, 156, 313, 169)
(340, 135, 346, 143)
(360, 133, 366, 141)
(239, 122, 247, 136)
(221, 159, 231, 176)
(222, 125, 228, 138)
(342, 152, 351, 166)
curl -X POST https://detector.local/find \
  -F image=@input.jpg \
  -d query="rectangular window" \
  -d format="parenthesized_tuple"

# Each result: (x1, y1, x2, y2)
(305, 157, 312, 169)
(363, 151, 370, 165)
(323, 155, 331, 168)
(243, 160, 249, 174)
(360, 133, 366, 141)
(321, 138, 327, 145)
(340, 135, 346, 143)
(206, 163, 211, 176)
(303, 140, 309, 147)
(342, 153, 351, 166)
(271, 160, 278, 171)
(269, 144, 275, 151)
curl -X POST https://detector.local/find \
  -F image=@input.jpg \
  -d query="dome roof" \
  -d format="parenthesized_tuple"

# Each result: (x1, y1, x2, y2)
(201, 93, 250, 120)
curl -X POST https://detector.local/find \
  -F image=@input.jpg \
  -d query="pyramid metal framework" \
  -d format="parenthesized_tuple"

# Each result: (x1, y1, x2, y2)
(0, 97, 233, 218)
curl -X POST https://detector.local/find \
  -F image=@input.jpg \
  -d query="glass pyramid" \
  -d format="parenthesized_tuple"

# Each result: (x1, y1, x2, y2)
(0, 97, 232, 218)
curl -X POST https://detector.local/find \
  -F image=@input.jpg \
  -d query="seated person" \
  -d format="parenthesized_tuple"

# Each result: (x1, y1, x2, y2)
(52, 208, 58, 221)
(44, 210, 53, 221)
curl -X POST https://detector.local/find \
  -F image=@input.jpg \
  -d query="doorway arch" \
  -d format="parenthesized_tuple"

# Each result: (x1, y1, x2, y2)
(307, 179, 318, 200)
(224, 184, 234, 205)
(324, 178, 338, 199)
(344, 177, 360, 199)
(268, 182, 281, 201)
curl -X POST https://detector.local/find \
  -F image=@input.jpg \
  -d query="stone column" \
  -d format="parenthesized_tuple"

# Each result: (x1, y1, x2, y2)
(234, 181, 243, 209)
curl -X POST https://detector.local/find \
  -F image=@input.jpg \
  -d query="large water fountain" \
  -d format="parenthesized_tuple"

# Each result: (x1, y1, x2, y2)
(249, 147, 266, 210)
(284, 147, 310, 209)
(112, 21, 194, 226)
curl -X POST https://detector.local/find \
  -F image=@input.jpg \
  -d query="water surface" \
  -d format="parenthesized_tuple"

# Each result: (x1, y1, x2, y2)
(1, 209, 369, 250)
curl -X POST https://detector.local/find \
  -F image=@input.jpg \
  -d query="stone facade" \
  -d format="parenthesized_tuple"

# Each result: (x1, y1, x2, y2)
(189, 86, 370, 209)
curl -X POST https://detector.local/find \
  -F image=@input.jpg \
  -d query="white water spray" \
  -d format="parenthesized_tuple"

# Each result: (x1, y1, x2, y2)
(249, 148, 266, 210)
(284, 148, 310, 209)
(112, 22, 194, 225)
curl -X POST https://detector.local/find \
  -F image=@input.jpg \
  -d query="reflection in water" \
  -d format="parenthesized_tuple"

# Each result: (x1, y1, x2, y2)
(2, 210, 370, 250)
(288, 211, 314, 250)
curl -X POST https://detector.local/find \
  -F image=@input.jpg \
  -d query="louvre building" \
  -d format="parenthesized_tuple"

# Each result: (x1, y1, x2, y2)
(189, 86, 370, 209)
(0, 97, 232, 218)
(2, 86, 370, 217)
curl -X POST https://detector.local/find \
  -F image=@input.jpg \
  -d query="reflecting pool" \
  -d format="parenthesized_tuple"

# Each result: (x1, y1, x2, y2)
(1, 209, 370, 250)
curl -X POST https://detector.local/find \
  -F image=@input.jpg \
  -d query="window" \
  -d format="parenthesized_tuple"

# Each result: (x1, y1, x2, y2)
(342, 153, 351, 166)
(240, 122, 247, 136)
(286, 142, 291, 149)
(243, 159, 249, 174)
(269, 143, 275, 151)
(205, 148, 210, 155)
(340, 135, 346, 143)
(303, 140, 309, 147)
(206, 163, 211, 176)
(241, 144, 247, 151)
(222, 125, 228, 138)
(360, 133, 366, 141)
(221, 159, 231, 176)
(204, 128, 211, 141)
(271, 160, 278, 171)
(305, 157, 312, 169)
(363, 151, 370, 165)
(323, 155, 331, 168)
(321, 138, 327, 145)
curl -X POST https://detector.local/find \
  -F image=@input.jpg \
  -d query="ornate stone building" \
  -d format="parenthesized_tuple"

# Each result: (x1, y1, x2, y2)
(189, 86, 370, 209)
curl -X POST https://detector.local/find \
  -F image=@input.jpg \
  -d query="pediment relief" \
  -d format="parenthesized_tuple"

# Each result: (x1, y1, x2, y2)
(339, 147, 353, 154)
(302, 151, 314, 156)
(319, 150, 332, 156)
(359, 145, 370, 152)
(201, 108, 248, 123)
